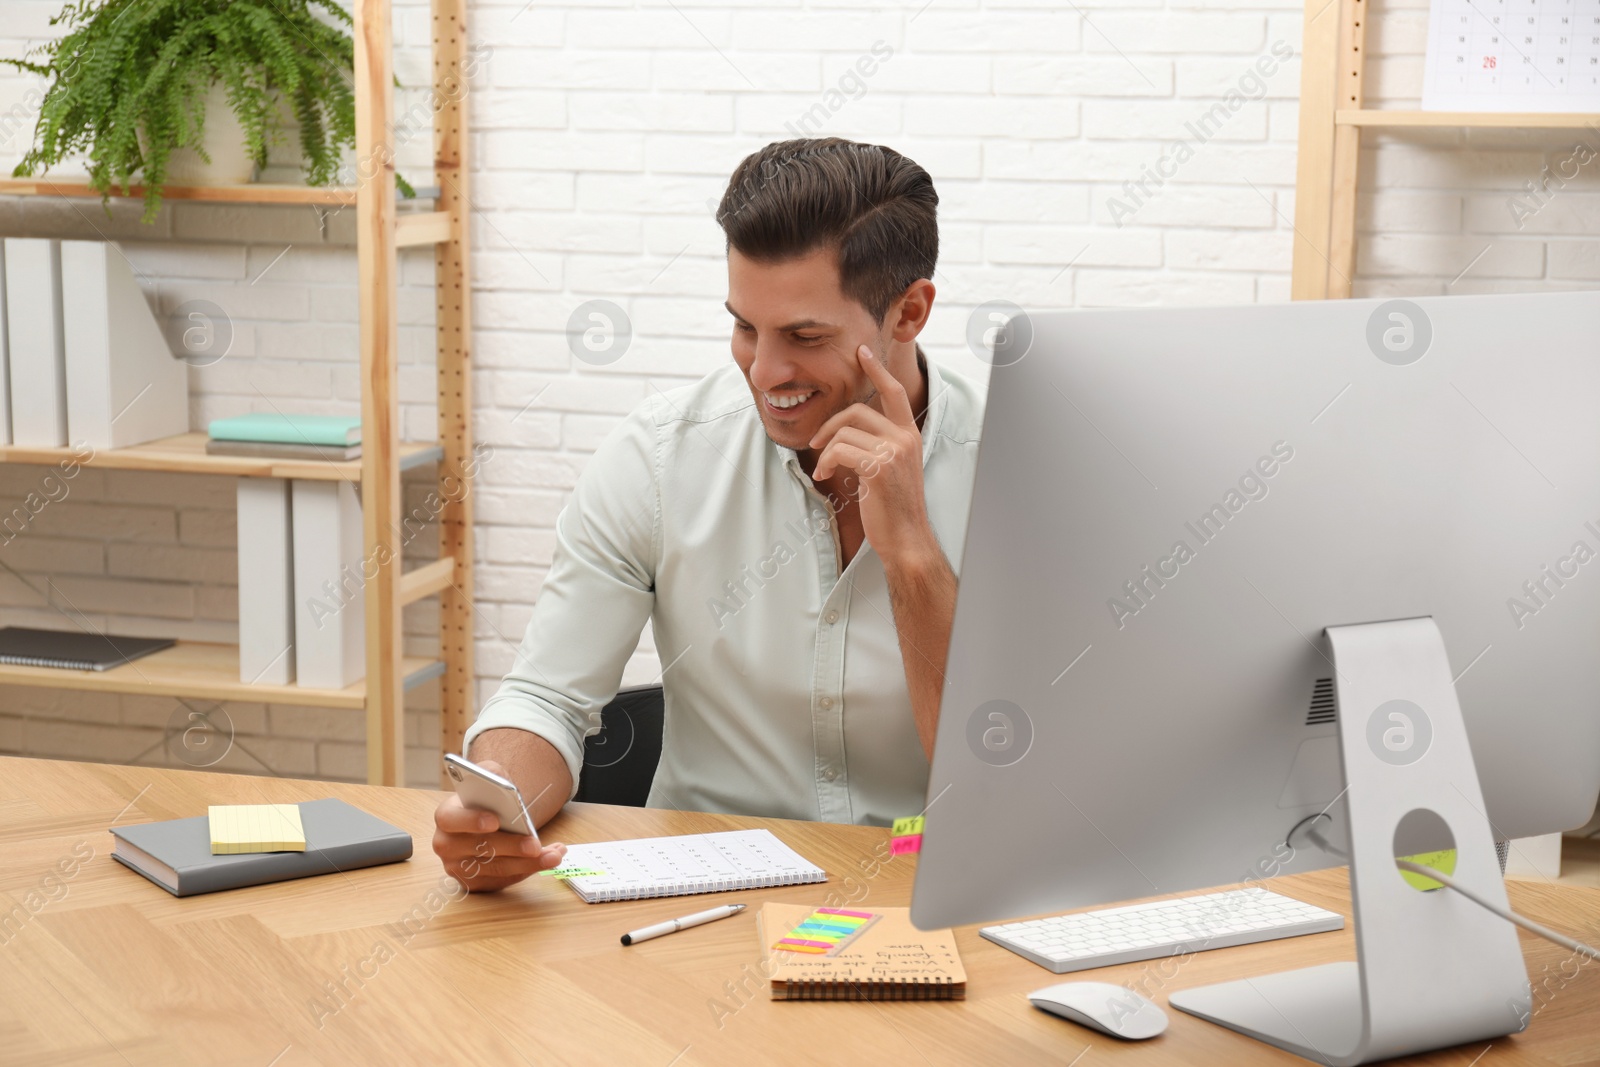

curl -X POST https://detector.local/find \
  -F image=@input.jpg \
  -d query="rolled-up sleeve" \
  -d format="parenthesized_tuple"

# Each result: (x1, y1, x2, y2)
(462, 399, 661, 799)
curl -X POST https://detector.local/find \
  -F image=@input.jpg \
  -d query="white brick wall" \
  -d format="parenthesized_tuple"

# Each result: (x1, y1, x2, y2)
(0, 0, 1595, 786)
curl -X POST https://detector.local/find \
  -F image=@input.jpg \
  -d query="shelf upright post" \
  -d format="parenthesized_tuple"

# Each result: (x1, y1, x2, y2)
(431, 0, 478, 777)
(1293, 0, 1369, 299)
(1325, 0, 1369, 298)
(1292, 0, 1349, 299)
(353, 0, 407, 786)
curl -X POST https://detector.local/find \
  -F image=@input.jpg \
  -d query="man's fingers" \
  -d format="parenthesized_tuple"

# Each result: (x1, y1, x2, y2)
(814, 441, 877, 483)
(825, 425, 886, 461)
(856, 344, 915, 427)
(808, 400, 895, 451)
(442, 841, 569, 889)
(434, 796, 500, 834)
(447, 854, 543, 885)
(433, 828, 517, 861)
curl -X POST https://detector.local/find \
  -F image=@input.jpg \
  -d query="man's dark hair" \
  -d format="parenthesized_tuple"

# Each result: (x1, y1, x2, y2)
(716, 138, 938, 326)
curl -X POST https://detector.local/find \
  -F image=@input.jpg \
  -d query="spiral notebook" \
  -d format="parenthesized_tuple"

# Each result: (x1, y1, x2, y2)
(555, 829, 826, 903)
(0, 626, 174, 671)
(758, 903, 967, 1001)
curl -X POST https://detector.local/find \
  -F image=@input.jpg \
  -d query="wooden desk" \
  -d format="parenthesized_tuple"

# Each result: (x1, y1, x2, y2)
(1, 757, 1596, 1066)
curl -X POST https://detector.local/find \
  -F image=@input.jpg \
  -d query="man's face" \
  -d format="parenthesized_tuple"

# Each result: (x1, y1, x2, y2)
(725, 245, 890, 455)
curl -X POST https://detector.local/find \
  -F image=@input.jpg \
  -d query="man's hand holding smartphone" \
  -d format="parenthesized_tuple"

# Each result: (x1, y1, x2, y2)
(434, 755, 569, 892)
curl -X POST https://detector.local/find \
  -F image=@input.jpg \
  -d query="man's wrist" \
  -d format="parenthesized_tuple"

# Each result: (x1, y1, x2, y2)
(880, 532, 949, 585)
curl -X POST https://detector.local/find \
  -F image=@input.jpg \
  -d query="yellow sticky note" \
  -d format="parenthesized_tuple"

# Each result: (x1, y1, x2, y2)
(209, 804, 306, 855)
(892, 815, 925, 838)
(537, 867, 607, 879)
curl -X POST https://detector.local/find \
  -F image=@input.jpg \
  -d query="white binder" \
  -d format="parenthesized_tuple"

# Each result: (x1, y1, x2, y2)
(5, 239, 67, 447)
(237, 477, 296, 686)
(291, 479, 366, 688)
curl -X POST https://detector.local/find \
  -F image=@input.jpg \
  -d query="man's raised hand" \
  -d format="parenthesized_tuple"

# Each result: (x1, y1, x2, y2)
(809, 344, 940, 569)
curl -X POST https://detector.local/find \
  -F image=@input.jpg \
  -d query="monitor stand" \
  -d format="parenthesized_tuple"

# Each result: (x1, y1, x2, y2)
(1168, 617, 1531, 1065)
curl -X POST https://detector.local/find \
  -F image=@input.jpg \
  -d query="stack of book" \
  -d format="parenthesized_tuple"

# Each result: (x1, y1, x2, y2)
(207, 413, 362, 461)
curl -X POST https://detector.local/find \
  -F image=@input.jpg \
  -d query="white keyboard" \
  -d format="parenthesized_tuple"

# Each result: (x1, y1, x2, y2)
(981, 886, 1344, 974)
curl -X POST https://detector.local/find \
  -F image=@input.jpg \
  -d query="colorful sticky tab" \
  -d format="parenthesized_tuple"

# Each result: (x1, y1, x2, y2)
(890, 834, 923, 856)
(772, 908, 879, 955)
(892, 815, 926, 838)
(538, 867, 607, 879)
(890, 815, 926, 856)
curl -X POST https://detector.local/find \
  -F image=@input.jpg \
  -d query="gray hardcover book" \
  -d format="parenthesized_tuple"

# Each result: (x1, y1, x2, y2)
(111, 798, 412, 897)
(206, 439, 361, 461)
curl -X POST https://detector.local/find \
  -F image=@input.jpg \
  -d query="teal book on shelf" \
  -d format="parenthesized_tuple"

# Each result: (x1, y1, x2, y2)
(208, 413, 361, 447)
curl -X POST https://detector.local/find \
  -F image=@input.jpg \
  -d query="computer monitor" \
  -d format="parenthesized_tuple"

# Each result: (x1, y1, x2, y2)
(913, 289, 1600, 934)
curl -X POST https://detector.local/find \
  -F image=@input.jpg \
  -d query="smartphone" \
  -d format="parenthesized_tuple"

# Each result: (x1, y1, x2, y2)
(443, 753, 540, 841)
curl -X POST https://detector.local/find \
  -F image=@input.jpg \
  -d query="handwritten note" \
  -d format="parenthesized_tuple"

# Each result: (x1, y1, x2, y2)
(892, 816, 925, 837)
(891, 815, 925, 855)
(537, 867, 608, 879)
(759, 903, 967, 998)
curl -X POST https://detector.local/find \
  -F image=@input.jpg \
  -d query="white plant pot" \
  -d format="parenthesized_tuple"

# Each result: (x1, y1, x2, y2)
(144, 81, 256, 185)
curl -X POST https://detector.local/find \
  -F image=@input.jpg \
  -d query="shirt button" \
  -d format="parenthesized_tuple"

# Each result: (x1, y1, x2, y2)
(823, 768, 838, 782)
(820, 697, 835, 710)
(824, 610, 839, 624)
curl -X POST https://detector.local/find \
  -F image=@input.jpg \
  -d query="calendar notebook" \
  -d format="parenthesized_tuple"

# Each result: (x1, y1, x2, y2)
(555, 829, 825, 903)
(757, 903, 967, 1001)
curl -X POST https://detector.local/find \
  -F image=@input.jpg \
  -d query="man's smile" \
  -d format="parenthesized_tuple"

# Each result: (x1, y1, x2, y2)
(762, 389, 818, 414)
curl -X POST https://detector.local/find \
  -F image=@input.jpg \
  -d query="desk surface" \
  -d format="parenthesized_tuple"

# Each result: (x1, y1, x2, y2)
(1, 757, 1596, 1066)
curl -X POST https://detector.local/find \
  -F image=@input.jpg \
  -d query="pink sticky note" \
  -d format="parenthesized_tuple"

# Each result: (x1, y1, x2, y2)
(890, 833, 923, 856)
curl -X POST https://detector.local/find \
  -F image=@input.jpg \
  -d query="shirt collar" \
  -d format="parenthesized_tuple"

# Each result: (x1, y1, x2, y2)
(777, 344, 948, 479)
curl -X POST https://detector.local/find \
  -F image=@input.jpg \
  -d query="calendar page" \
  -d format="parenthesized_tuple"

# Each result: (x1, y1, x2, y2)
(1423, 0, 1600, 110)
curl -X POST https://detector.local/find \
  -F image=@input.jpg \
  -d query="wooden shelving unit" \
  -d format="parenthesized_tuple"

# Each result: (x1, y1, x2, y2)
(0, 177, 359, 206)
(0, 432, 442, 480)
(1291, 0, 1600, 298)
(0, 0, 477, 785)
(1335, 109, 1600, 129)
(0, 642, 443, 710)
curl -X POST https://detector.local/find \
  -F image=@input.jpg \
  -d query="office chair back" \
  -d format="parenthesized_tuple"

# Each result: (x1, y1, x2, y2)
(574, 684, 663, 807)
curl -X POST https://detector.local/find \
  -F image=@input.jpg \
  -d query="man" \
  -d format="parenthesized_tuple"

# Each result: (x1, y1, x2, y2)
(433, 137, 985, 891)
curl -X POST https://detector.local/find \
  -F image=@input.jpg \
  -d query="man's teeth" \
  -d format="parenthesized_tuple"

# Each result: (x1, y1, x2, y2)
(766, 391, 815, 410)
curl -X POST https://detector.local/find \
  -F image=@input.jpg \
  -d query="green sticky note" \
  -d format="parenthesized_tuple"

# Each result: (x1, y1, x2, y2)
(538, 867, 606, 879)
(1398, 849, 1456, 891)
(892, 815, 925, 838)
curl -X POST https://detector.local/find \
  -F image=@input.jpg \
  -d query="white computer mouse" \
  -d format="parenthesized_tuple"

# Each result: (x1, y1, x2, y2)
(1028, 981, 1169, 1040)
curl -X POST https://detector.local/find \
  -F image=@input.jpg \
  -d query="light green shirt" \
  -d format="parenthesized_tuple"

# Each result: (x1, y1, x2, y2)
(464, 353, 985, 826)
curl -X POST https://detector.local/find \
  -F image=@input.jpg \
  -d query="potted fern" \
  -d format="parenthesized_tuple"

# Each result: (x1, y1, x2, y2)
(5, 0, 406, 222)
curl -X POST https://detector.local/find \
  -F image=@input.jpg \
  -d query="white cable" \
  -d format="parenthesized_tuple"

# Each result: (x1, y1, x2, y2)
(1395, 859, 1600, 962)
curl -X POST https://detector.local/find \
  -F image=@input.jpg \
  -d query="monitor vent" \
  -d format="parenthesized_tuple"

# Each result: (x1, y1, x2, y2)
(1306, 677, 1336, 725)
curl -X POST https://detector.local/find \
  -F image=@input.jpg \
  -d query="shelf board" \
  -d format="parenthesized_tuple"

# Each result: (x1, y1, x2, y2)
(0, 433, 443, 480)
(0, 640, 442, 709)
(1337, 109, 1600, 128)
(0, 176, 360, 206)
